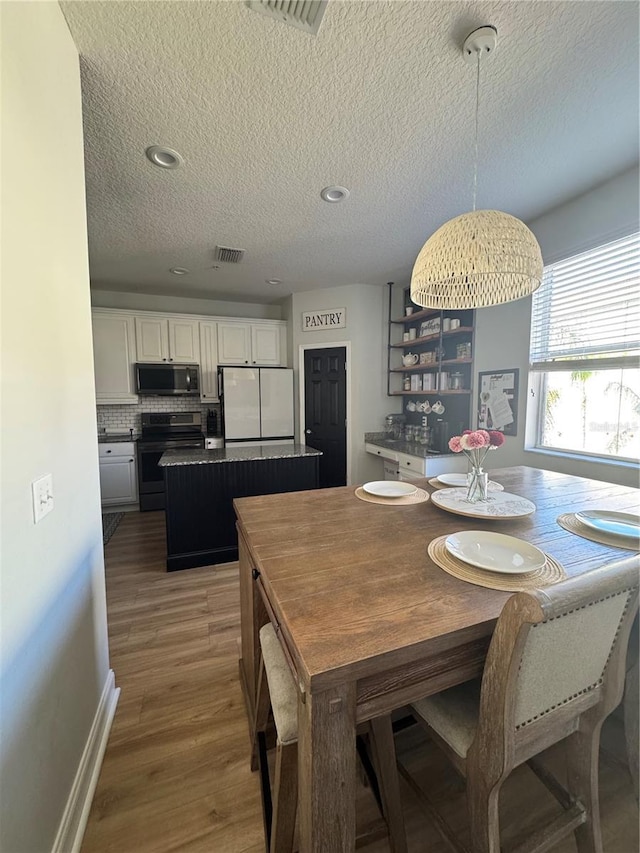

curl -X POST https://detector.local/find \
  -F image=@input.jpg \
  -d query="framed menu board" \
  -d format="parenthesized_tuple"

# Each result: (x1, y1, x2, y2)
(477, 369, 519, 436)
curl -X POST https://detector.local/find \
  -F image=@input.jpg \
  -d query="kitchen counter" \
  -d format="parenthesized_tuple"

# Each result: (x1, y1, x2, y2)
(98, 432, 138, 443)
(159, 443, 321, 467)
(364, 431, 452, 458)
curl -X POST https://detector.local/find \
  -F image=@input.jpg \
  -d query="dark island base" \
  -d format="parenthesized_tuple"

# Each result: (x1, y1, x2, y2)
(163, 455, 319, 571)
(167, 545, 239, 572)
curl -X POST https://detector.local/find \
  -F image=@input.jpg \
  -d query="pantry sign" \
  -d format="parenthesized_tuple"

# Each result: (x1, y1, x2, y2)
(301, 308, 346, 331)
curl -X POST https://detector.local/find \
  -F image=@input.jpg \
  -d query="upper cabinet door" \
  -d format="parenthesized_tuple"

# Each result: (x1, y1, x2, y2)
(92, 312, 137, 403)
(135, 317, 169, 362)
(251, 324, 282, 365)
(198, 322, 219, 400)
(217, 323, 251, 364)
(168, 319, 199, 363)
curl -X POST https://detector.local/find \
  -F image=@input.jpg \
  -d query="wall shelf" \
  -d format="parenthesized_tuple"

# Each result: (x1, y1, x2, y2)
(389, 327, 474, 348)
(390, 358, 473, 373)
(386, 285, 476, 447)
(390, 390, 472, 396)
(390, 307, 441, 324)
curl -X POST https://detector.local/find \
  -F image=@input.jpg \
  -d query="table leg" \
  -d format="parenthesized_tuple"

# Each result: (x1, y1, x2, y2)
(298, 682, 357, 852)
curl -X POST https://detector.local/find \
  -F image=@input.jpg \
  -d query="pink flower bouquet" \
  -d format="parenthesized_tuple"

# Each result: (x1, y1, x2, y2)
(448, 429, 504, 469)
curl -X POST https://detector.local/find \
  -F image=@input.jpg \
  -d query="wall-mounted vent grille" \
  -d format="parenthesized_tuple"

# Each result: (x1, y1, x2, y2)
(214, 245, 245, 264)
(245, 0, 328, 35)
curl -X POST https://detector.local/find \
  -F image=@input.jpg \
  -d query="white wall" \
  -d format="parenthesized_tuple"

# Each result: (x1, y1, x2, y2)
(291, 284, 391, 483)
(91, 288, 284, 320)
(1, 4, 110, 850)
(473, 165, 639, 487)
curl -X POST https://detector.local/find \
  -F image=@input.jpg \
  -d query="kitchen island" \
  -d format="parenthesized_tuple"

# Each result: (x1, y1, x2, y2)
(159, 444, 321, 570)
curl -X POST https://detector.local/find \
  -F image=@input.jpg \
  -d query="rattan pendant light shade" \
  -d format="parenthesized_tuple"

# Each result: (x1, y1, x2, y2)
(410, 26, 543, 311)
(411, 209, 543, 310)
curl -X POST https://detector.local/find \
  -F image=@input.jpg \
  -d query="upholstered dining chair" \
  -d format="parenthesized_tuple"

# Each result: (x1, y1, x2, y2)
(400, 555, 640, 853)
(253, 622, 408, 853)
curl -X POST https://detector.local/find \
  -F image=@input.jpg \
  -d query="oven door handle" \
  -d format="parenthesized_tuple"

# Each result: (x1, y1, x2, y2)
(138, 441, 203, 451)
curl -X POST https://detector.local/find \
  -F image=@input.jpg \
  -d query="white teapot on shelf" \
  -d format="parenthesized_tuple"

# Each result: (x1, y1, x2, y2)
(402, 352, 419, 366)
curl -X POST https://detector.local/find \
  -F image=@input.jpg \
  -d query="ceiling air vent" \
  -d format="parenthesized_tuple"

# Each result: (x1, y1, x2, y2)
(245, 0, 328, 36)
(214, 245, 245, 264)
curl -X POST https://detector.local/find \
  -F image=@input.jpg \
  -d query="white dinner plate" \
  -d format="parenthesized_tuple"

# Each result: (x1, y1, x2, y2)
(445, 531, 546, 574)
(362, 481, 418, 498)
(575, 510, 640, 539)
(436, 473, 467, 486)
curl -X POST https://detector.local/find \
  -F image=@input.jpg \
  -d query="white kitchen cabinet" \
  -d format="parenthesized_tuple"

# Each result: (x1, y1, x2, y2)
(250, 324, 281, 365)
(98, 442, 137, 506)
(135, 316, 168, 362)
(168, 318, 200, 362)
(217, 322, 251, 364)
(199, 321, 219, 401)
(217, 321, 284, 366)
(364, 442, 467, 479)
(92, 311, 137, 404)
(135, 316, 199, 363)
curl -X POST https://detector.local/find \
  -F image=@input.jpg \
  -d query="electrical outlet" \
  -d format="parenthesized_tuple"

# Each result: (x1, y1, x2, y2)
(32, 474, 54, 523)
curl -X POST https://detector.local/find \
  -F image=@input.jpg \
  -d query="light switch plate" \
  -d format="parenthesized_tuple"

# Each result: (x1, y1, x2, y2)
(32, 474, 54, 523)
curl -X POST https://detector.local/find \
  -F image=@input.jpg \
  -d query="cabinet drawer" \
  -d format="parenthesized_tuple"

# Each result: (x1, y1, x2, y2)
(365, 443, 399, 462)
(99, 442, 135, 458)
(396, 452, 426, 476)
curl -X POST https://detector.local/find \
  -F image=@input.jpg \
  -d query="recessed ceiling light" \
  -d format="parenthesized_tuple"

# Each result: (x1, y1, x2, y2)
(320, 185, 350, 203)
(170, 267, 189, 275)
(266, 279, 282, 285)
(146, 146, 183, 169)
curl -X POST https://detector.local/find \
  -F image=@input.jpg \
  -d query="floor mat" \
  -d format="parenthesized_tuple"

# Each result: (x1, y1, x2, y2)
(102, 512, 125, 545)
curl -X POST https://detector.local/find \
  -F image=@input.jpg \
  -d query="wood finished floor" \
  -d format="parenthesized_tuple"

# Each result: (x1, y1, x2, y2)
(82, 511, 639, 853)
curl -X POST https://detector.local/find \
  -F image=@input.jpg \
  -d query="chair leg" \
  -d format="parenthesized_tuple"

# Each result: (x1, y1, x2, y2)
(252, 655, 271, 772)
(565, 722, 604, 853)
(368, 715, 408, 853)
(466, 775, 503, 853)
(270, 741, 298, 853)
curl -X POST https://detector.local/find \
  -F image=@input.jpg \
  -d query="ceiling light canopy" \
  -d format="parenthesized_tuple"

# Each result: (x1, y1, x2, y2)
(320, 186, 350, 203)
(170, 267, 189, 275)
(411, 26, 542, 311)
(266, 278, 281, 285)
(146, 145, 183, 169)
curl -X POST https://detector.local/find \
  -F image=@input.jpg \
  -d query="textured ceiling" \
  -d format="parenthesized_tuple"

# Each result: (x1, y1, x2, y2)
(61, 0, 639, 304)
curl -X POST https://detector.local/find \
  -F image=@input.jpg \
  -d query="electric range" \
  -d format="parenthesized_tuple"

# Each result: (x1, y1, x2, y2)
(137, 411, 204, 511)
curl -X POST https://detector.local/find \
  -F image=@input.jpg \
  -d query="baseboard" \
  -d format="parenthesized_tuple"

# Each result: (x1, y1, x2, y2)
(101, 502, 139, 513)
(51, 669, 120, 853)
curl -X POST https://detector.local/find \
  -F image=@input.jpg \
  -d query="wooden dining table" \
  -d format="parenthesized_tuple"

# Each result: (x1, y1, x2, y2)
(234, 465, 639, 852)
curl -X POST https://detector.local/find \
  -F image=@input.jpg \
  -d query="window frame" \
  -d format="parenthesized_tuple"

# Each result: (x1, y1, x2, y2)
(526, 230, 640, 466)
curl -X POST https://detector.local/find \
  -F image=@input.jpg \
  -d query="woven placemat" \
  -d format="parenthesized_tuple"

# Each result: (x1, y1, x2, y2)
(427, 478, 504, 492)
(557, 513, 639, 552)
(355, 486, 430, 506)
(427, 535, 566, 591)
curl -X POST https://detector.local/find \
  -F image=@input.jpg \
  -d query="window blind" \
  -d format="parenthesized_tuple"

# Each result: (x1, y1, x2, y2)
(529, 231, 640, 371)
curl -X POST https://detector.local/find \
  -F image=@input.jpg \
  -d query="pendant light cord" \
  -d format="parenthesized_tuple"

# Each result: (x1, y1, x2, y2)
(473, 48, 481, 212)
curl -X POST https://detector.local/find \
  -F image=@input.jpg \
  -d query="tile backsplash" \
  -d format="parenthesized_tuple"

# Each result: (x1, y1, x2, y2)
(97, 397, 221, 435)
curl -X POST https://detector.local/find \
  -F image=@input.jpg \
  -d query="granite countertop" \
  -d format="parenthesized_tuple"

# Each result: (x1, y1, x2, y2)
(98, 432, 138, 443)
(364, 431, 452, 458)
(159, 443, 323, 467)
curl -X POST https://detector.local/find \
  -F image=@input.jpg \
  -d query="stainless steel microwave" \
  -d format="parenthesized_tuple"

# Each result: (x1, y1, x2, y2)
(135, 363, 200, 396)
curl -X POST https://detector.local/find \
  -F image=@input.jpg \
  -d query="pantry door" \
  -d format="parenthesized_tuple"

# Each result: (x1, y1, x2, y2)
(303, 347, 347, 488)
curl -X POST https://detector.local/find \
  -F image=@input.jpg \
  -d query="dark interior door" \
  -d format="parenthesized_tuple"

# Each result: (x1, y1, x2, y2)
(304, 347, 347, 488)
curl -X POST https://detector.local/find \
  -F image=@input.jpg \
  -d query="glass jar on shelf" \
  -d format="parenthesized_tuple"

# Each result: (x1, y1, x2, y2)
(450, 372, 464, 390)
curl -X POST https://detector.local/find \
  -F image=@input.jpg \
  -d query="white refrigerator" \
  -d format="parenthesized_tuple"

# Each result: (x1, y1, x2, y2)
(218, 366, 295, 446)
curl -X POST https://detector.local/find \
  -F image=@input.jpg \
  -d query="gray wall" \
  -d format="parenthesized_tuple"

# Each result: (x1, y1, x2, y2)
(473, 165, 639, 487)
(1, 4, 110, 850)
(91, 288, 284, 320)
